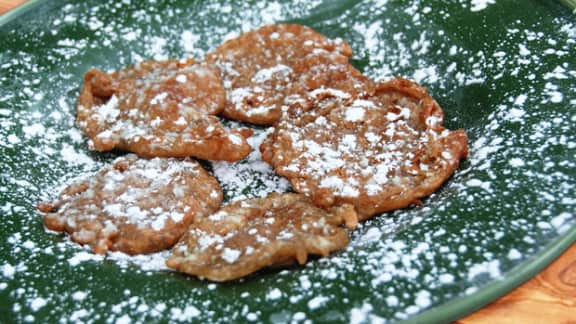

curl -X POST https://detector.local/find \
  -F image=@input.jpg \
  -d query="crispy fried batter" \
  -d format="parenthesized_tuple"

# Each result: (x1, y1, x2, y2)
(166, 193, 357, 282)
(288, 50, 374, 98)
(77, 58, 253, 161)
(261, 78, 468, 221)
(52, 24, 469, 280)
(260, 51, 373, 163)
(38, 154, 223, 255)
(205, 24, 353, 125)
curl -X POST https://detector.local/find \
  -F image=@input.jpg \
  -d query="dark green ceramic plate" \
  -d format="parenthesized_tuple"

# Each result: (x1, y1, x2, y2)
(1, 0, 575, 323)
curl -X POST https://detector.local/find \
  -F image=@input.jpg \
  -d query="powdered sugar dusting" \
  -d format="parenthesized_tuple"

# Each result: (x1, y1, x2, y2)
(469, 0, 496, 12)
(0, 0, 575, 323)
(212, 126, 290, 202)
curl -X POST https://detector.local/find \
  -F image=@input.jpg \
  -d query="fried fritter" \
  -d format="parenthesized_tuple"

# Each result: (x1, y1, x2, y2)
(77, 58, 253, 162)
(288, 50, 374, 99)
(261, 78, 469, 221)
(166, 193, 357, 282)
(38, 154, 223, 255)
(260, 50, 374, 163)
(205, 24, 353, 125)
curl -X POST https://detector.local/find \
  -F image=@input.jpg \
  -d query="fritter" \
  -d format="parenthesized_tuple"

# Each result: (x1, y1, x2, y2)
(38, 154, 223, 255)
(260, 50, 374, 163)
(261, 77, 468, 221)
(77, 58, 253, 161)
(205, 24, 353, 125)
(166, 193, 357, 282)
(288, 50, 374, 99)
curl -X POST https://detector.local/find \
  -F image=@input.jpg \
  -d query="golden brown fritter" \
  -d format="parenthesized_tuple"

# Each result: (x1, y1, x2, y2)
(288, 50, 374, 99)
(205, 24, 353, 125)
(38, 154, 223, 255)
(259, 50, 374, 162)
(166, 193, 357, 282)
(261, 78, 468, 221)
(77, 58, 253, 162)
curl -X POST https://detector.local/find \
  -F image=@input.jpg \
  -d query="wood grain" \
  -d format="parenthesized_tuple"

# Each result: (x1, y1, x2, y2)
(1, 1, 575, 323)
(0, 0, 25, 15)
(458, 243, 576, 324)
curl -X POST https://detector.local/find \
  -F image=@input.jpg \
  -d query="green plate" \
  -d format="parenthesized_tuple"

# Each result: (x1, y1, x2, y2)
(1, 0, 575, 323)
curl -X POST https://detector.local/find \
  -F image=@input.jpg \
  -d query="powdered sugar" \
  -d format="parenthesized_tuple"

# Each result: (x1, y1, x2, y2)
(345, 106, 366, 122)
(1, 0, 575, 323)
(212, 126, 290, 202)
(250, 64, 292, 84)
(469, 0, 496, 12)
(68, 251, 104, 267)
(221, 248, 241, 263)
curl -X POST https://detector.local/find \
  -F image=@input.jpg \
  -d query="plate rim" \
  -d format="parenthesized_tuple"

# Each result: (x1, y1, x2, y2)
(400, 229, 576, 323)
(0, 0, 575, 322)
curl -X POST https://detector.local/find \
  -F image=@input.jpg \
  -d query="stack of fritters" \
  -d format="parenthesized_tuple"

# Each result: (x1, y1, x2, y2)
(39, 24, 468, 281)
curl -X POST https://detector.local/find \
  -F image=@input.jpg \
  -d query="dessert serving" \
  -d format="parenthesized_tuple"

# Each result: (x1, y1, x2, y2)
(39, 23, 468, 281)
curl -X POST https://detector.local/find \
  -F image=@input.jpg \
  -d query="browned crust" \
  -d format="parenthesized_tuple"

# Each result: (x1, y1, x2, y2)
(38, 154, 223, 255)
(262, 77, 469, 221)
(77, 59, 253, 161)
(205, 24, 353, 125)
(166, 193, 356, 282)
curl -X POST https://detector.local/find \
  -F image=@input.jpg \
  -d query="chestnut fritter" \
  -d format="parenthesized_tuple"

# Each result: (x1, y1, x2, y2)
(38, 154, 223, 255)
(77, 58, 252, 161)
(262, 78, 468, 220)
(166, 193, 357, 281)
(205, 24, 353, 125)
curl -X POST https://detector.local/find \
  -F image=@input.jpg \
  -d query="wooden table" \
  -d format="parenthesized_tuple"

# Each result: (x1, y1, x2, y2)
(457, 243, 576, 323)
(0, 0, 24, 14)
(1, 1, 575, 322)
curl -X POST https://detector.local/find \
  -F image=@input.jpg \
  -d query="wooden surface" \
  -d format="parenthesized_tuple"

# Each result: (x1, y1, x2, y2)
(1, 1, 576, 323)
(0, 0, 24, 15)
(457, 243, 576, 324)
